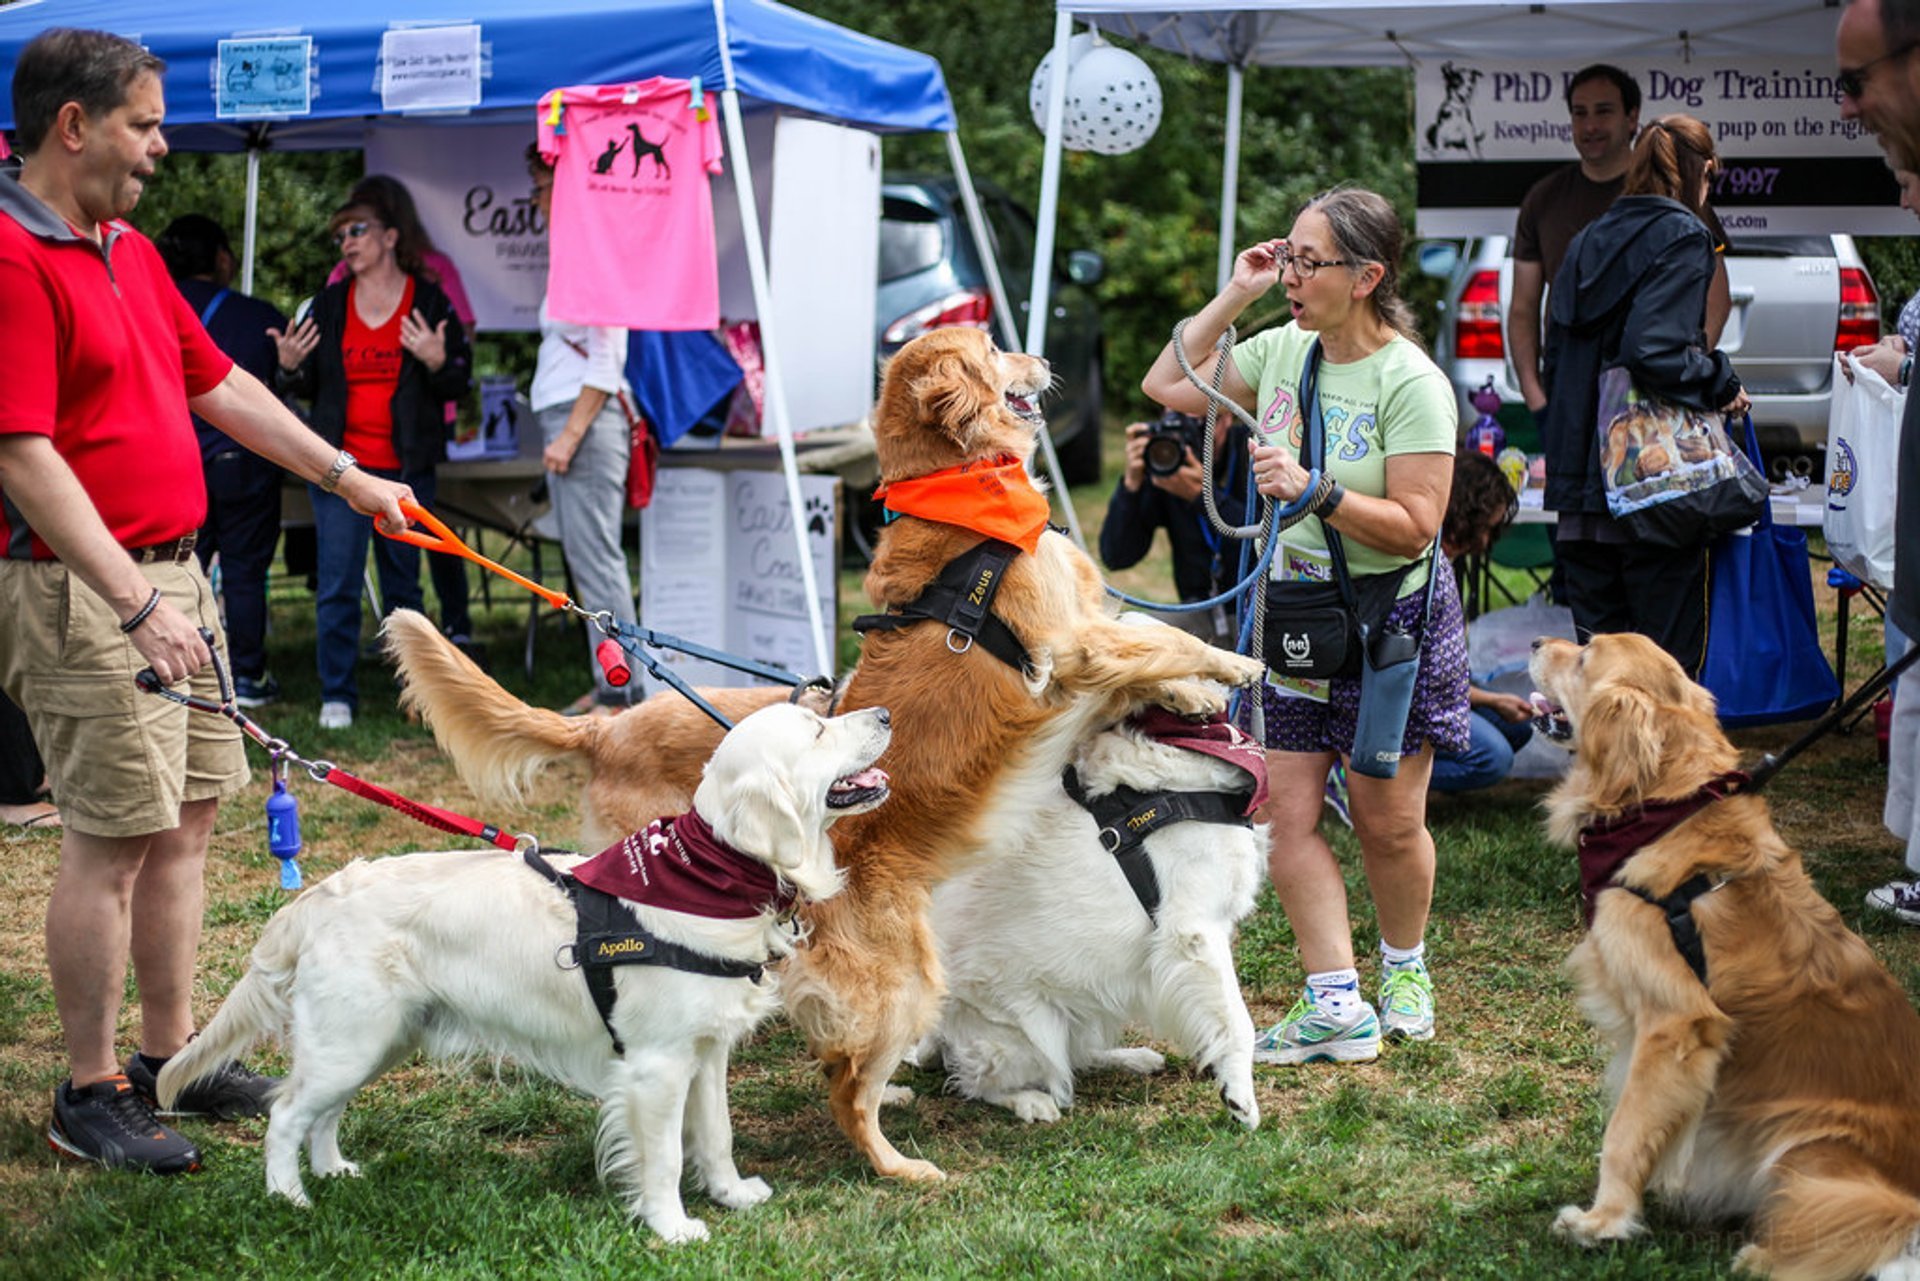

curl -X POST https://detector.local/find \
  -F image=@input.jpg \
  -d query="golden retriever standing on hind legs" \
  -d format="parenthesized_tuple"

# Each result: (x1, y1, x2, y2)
(1530, 633, 1920, 1280)
(387, 326, 1264, 1182)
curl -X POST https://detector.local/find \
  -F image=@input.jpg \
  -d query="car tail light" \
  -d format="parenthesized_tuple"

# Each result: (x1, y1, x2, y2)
(1455, 269, 1504, 360)
(1835, 267, 1881, 351)
(881, 289, 993, 345)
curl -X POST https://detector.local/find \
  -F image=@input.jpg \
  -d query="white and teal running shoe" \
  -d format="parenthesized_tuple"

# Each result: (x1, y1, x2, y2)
(1379, 963, 1436, 1042)
(1252, 992, 1381, 1065)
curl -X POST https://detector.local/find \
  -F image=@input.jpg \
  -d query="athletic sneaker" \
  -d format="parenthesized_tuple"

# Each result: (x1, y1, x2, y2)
(1379, 963, 1437, 1042)
(318, 700, 353, 730)
(1252, 992, 1381, 1065)
(48, 1075, 202, 1174)
(1866, 879, 1920, 925)
(231, 675, 281, 708)
(1322, 763, 1352, 829)
(123, 1053, 277, 1120)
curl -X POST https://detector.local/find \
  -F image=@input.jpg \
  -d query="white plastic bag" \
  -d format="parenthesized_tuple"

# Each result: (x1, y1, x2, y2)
(1824, 353, 1901, 591)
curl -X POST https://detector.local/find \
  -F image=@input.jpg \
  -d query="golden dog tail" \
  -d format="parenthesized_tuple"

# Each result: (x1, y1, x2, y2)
(1750, 1145, 1920, 1281)
(153, 886, 314, 1110)
(382, 608, 607, 812)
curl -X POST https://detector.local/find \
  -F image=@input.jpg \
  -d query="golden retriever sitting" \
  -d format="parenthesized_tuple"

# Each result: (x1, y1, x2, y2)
(387, 327, 1262, 1183)
(1531, 633, 1920, 1281)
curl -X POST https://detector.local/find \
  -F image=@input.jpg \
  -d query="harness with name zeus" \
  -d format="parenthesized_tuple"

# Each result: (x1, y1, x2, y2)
(522, 811, 798, 1054)
(1064, 709, 1270, 920)
(850, 455, 1052, 675)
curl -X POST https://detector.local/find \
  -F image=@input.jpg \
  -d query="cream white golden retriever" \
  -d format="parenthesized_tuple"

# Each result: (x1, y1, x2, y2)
(157, 703, 892, 1244)
(384, 328, 1263, 1182)
(914, 709, 1266, 1128)
(1531, 633, 1920, 1281)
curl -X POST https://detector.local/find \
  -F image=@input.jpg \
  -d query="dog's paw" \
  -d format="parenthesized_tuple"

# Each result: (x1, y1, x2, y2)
(1219, 1078, 1260, 1130)
(707, 1175, 772, 1210)
(313, 1158, 361, 1181)
(1155, 680, 1229, 717)
(269, 1181, 312, 1209)
(899, 1035, 941, 1070)
(648, 1213, 710, 1245)
(1006, 1090, 1063, 1124)
(1093, 1046, 1166, 1076)
(1552, 1204, 1642, 1246)
(1216, 652, 1267, 687)
(880, 1084, 916, 1108)
(886, 1156, 947, 1182)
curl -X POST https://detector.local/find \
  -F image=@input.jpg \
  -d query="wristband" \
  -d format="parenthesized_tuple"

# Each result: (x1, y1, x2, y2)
(319, 450, 358, 493)
(120, 587, 162, 635)
(1315, 479, 1347, 520)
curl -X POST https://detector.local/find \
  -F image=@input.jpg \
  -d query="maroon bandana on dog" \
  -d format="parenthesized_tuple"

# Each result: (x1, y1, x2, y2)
(1128, 707, 1270, 816)
(571, 810, 797, 919)
(1576, 770, 1749, 926)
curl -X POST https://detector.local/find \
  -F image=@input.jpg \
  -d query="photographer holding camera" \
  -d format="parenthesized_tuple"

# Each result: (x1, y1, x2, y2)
(1098, 408, 1251, 644)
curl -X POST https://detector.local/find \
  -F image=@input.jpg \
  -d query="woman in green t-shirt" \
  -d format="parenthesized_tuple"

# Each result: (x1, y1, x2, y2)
(1143, 185, 1469, 1069)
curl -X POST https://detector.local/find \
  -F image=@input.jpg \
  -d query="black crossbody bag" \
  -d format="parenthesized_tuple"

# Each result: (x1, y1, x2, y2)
(1261, 340, 1416, 680)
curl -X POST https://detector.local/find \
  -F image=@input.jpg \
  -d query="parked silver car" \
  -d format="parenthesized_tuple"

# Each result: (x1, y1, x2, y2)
(1424, 234, 1881, 478)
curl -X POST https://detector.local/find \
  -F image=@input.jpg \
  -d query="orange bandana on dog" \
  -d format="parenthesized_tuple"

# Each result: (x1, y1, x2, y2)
(873, 454, 1050, 555)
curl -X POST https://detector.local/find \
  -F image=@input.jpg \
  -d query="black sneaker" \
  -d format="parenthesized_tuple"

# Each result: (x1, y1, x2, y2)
(124, 1052, 278, 1120)
(48, 1075, 202, 1174)
(232, 675, 281, 708)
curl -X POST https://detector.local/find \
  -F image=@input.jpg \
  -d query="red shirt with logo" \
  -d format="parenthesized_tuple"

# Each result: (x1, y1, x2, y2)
(0, 174, 233, 559)
(339, 277, 412, 472)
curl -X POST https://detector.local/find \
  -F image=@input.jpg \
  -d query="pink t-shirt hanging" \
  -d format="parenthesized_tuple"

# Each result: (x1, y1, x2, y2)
(538, 79, 725, 330)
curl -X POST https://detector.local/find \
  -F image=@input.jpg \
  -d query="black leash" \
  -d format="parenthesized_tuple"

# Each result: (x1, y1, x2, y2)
(1746, 643, 1920, 791)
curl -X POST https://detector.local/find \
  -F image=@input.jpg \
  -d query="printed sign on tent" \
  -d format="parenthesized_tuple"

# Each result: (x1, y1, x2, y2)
(1414, 58, 1904, 237)
(380, 24, 482, 113)
(215, 37, 312, 119)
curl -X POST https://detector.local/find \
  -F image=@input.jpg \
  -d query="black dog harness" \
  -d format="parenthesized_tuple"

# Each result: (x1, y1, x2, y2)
(521, 848, 769, 1054)
(1062, 767, 1254, 920)
(851, 538, 1031, 675)
(1576, 770, 1750, 987)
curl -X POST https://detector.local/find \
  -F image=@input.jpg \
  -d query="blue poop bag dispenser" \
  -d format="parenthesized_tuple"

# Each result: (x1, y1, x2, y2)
(265, 757, 304, 890)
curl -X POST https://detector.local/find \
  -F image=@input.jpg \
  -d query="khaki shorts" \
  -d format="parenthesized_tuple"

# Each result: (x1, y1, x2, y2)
(0, 557, 249, 837)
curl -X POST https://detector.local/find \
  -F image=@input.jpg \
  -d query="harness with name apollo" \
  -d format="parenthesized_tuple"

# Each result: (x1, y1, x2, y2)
(1063, 708, 1270, 919)
(522, 811, 799, 1053)
(850, 454, 1053, 674)
(1576, 769, 1750, 986)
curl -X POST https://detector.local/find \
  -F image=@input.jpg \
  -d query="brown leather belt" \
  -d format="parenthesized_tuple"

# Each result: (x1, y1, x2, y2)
(128, 534, 197, 564)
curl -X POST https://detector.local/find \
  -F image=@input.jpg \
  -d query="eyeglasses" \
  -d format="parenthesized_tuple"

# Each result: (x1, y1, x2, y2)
(331, 220, 377, 247)
(1838, 42, 1918, 100)
(1276, 244, 1359, 280)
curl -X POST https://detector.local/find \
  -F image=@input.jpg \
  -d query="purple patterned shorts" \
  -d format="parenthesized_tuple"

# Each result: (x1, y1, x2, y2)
(1245, 555, 1472, 758)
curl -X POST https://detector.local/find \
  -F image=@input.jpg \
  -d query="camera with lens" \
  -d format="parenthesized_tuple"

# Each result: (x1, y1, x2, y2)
(1143, 409, 1206, 479)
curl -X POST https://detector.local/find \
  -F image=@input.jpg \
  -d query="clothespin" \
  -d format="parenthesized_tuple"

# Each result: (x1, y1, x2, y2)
(690, 75, 708, 121)
(621, 82, 641, 105)
(544, 89, 565, 134)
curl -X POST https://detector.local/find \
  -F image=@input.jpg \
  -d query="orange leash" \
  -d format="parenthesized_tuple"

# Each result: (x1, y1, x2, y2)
(382, 499, 571, 610)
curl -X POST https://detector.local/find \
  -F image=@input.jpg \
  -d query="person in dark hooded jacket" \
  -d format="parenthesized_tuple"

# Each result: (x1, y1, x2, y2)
(1540, 113, 1751, 676)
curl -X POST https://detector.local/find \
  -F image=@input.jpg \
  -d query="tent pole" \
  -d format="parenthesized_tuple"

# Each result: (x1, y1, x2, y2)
(241, 143, 261, 295)
(1216, 64, 1244, 293)
(1027, 8, 1085, 550)
(717, 88, 833, 677)
(945, 132, 1019, 353)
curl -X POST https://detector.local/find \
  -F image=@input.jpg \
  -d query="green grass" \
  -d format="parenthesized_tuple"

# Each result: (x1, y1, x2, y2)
(0, 445, 1906, 1279)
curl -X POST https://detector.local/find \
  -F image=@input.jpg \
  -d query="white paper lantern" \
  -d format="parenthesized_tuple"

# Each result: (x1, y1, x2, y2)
(1029, 36, 1162, 156)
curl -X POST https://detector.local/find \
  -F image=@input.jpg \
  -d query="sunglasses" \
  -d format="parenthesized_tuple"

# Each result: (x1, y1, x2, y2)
(1839, 42, 1918, 100)
(331, 220, 378, 247)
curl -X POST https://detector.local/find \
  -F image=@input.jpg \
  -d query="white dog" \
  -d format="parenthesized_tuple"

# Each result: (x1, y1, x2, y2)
(158, 703, 892, 1244)
(914, 710, 1267, 1128)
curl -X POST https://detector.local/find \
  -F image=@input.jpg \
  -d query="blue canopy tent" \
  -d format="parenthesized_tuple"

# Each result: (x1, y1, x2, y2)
(0, 0, 1018, 669)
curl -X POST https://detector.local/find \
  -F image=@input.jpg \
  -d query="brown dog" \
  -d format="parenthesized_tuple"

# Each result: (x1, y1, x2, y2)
(1531, 633, 1920, 1281)
(389, 326, 1262, 1182)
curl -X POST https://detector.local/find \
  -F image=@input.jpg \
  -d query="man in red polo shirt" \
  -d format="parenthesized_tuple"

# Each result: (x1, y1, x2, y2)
(0, 28, 413, 1174)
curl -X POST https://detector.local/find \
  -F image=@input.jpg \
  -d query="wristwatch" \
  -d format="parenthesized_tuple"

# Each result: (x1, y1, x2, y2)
(319, 450, 358, 493)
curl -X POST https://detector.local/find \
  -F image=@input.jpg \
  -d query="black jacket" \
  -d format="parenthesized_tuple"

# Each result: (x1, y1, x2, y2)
(278, 274, 471, 473)
(1540, 195, 1741, 515)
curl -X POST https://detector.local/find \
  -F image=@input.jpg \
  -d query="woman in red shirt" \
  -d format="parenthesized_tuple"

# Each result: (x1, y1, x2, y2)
(275, 189, 471, 729)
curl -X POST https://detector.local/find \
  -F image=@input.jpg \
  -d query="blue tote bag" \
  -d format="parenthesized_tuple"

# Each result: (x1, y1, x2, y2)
(1698, 416, 1839, 728)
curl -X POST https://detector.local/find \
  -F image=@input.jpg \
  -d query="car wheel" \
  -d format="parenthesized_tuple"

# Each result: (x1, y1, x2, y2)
(1056, 354, 1104, 487)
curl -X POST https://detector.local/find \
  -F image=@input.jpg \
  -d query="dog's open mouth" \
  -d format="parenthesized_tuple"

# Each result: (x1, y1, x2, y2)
(1004, 389, 1046, 428)
(827, 767, 891, 809)
(1530, 692, 1573, 744)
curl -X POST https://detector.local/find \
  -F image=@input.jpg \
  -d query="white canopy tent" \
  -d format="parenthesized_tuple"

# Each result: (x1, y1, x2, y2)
(1024, 0, 1851, 355)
